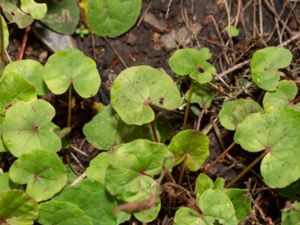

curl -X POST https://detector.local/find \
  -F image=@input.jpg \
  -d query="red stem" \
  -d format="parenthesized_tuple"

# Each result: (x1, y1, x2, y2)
(17, 26, 31, 60)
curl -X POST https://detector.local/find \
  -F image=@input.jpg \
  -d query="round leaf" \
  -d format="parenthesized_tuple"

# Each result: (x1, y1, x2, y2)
(9, 150, 67, 201)
(195, 173, 214, 199)
(234, 106, 300, 188)
(4, 59, 48, 96)
(224, 25, 239, 37)
(105, 139, 174, 202)
(55, 179, 117, 225)
(219, 99, 263, 131)
(40, 0, 80, 34)
(2, 100, 61, 157)
(43, 48, 101, 98)
(111, 66, 182, 125)
(20, 0, 47, 20)
(38, 200, 93, 225)
(168, 130, 209, 171)
(185, 83, 215, 108)
(168, 48, 216, 84)
(250, 47, 292, 91)
(81, 0, 142, 38)
(174, 207, 206, 225)
(281, 202, 300, 225)
(0, 190, 38, 225)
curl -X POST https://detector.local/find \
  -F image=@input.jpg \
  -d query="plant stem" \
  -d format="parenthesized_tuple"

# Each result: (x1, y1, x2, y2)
(67, 85, 72, 128)
(183, 82, 193, 129)
(150, 121, 158, 143)
(178, 157, 187, 184)
(225, 150, 268, 188)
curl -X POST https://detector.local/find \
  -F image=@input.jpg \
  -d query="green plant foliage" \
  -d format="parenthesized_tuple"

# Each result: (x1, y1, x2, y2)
(0, 172, 21, 191)
(281, 202, 300, 225)
(55, 179, 117, 225)
(43, 48, 101, 98)
(174, 207, 203, 225)
(280, 179, 300, 201)
(195, 173, 214, 197)
(0, 0, 34, 28)
(168, 48, 216, 84)
(2, 100, 61, 157)
(81, 0, 142, 37)
(219, 99, 263, 131)
(168, 130, 209, 171)
(40, 0, 80, 34)
(105, 139, 174, 202)
(185, 83, 215, 108)
(83, 105, 145, 150)
(38, 200, 93, 225)
(134, 199, 161, 223)
(20, 0, 47, 20)
(1, 16, 9, 49)
(110, 66, 182, 125)
(234, 106, 300, 188)
(4, 59, 48, 96)
(224, 25, 239, 37)
(263, 80, 298, 110)
(250, 47, 292, 91)
(9, 150, 67, 201)
(0, 71, 36, 109)
(155, 115, 175, 142)
(0, 190, 38, 225)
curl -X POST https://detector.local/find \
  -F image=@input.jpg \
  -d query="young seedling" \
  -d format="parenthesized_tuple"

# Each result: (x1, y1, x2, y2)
(224, 25, 240, 37)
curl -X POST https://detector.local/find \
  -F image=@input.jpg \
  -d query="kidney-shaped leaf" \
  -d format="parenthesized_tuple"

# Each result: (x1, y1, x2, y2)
(169, 48, 216, 84)
(105, 139, 174, 202)
(234, 106, 300, 188)
(111, 66, 182, 125)
(81, 0, 142, 38)
(38, 200, 93, 225)
(0, 190, 38, 225)
(4, 59, 48, 96)
(9, 150, 67, 201)
(168, 130, 209, 171)
(219, 99, 263, 131)
(250, 47, 292, 91)
(55, 179, 117, 225)
(44, 48, 101, 98)
(20, 0, 47, 20)
(281, 202, 300, 225)
(2, 99, 61, 157)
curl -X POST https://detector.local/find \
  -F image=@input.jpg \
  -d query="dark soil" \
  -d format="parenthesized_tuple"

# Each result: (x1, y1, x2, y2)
(4, 0, 300, 224)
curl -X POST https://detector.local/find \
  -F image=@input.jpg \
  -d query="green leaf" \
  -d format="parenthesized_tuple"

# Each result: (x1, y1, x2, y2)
(155, 115, 175, 142)
(224, 25, 239, 37)
(185, 83, 215, 108)
(20, 0, 47, 20)
(4, 59, 48, 96)
(40, 0, 80, 35)
(0, 172, 21, 191)
(0, 190, 38, 225)
(250, 47, 292, 91)
(234, 106, 300, 188)
(83, 105, 139, 150)
(174, 207, 206, 225)
(280, 179, 300, 201)
(263, 80, 297, 110)
(224, 189, 251, 222)
(105, 139, 174, 202)
(55, 179, 117, 225)
(168, 48, 216, 84)
(81, 0, 142, 38)
(0, 71, 36, 109)
(1, 16, 9, 49)
(86, 152, 112, 184)
(38, 200, 93, 225)
(195, 173, 214, 199)
(111, 66, 182, 125)
(2, 99, 61, 157)
(281, 202, 300, 225)
(9, 150, 67, 201)
(219, 99, 263, 131)
(43, 48, 101, 98)
(0, 0, 34, 28)
(168, 130, 209, 171)
(134, 199, 161, 223)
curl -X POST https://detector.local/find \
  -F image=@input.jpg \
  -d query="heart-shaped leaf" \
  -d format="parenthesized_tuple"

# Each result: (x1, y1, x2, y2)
(0, 190, 38, 225)
(111, 65, 182, 125)
(250, 47, 292, 91)
(169, 48, 216, 84)
(281, 202, 300, 225)
(105, 139, 174, 202)
(55, 179, 117, 225)
(185, 83, 215, 108)
(4, 59, 48, 96)
(168, 130, 209, 171)
(234, 106, 300, 188)
(9, 150, 67, 201)
(81, 0, 142, 38)
(43, 48, 101, 98)
(219, 99, 263, 131)
(40, 0, 80, 34)
(2, 99, 61, 157)
(38, 200, 93, 225)
(20, 0, 47, 20)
